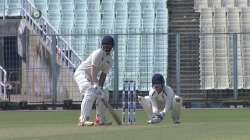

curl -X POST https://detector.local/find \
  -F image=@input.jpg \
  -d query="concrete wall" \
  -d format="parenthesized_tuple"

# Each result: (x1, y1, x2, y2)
(0, 19, 80, 102)
(17, 19, 80, 102)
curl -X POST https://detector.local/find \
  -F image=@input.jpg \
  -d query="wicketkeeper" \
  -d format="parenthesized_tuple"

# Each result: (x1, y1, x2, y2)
(138, 73, 183, 124)
(74, 35, 114, 126)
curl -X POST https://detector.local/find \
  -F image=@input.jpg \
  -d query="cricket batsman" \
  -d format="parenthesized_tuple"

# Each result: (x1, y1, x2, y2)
(74, 35, 114, 126)
(138, 73, 183, 124)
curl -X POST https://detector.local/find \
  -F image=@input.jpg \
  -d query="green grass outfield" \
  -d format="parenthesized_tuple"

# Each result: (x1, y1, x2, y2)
(0, 109, 250, 140)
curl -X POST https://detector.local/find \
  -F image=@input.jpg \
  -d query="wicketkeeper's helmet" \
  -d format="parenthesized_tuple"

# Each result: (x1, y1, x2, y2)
(152, 73, 165, 86)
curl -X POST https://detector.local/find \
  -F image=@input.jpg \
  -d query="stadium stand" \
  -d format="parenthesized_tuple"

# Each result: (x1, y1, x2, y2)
(125, 0, 141, 88)
(139, 0, 154, 91)
(154, 0, 168, 88)
(227, 8, 244, 89)
(208, 0, 221, 9)
(241, 8, 250, 88)
(213, 8, 230, 89)
(222, 0, 235, 8)
(7, 0, 21, 16)
(194, 0, 208, 12)
(34, 0, 47, 18)
(47, 0, 61, 31)
(199, 8, 214, 89)
(236, 0, 248, 8)
(72, 0, 87, 58)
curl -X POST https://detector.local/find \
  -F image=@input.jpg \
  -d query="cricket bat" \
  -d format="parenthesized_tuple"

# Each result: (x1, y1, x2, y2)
(101, 98, 122, 125)
(97, 88, 122, 125)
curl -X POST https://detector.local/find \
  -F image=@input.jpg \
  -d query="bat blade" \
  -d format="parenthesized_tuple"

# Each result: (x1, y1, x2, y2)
(101, 98, 122, 125)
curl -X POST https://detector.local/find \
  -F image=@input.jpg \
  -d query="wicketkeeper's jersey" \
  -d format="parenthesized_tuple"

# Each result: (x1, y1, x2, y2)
(149, 85, 175, 114)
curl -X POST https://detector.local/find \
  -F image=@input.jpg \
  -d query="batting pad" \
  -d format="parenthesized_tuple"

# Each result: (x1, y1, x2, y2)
(80, 87, 98, 122)
(171, 95, 182, 123)
(96, 89, 110, 119)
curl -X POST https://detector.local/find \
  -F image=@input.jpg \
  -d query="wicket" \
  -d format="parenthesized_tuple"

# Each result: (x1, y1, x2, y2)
(122, 80, 136, 125)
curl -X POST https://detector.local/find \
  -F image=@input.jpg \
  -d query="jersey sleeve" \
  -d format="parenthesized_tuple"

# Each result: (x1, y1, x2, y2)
(91, 50, 103, 67)
(102, 58, 112, 74)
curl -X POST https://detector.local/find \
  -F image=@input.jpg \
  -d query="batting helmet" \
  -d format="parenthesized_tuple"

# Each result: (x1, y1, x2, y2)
(102, 35, 114, 47)
(152, 73, 165, 85)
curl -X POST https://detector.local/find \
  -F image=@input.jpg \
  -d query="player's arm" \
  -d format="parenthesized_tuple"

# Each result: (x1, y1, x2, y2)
(90, 50, 102, 85)
(163, 86, 174, 113)
(99, 56, 112, 88)
(90, 65, 98, 85)
(149, 89, 159, 114)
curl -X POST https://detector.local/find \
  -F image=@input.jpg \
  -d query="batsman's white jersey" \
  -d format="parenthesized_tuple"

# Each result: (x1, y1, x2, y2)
(74, 48, 112, 93)
(139, 85, 182, 124)
(74, 48, 112, 122)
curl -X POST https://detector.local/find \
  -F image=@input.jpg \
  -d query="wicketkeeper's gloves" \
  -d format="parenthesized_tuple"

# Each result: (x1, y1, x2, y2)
(152, 113, 163, 120)
(148, 114, 162, 124)
(159, 111, 165, 119)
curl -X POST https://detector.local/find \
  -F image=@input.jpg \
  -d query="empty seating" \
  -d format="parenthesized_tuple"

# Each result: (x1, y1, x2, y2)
(194, 0, 208, 12)
(140, 0, 154, 91)
(228, 8, 241, 33)
(200, 8, 215, 89)
(114, 0, 127, 32)
(86, 0, 100, 29)
(7, 0, 21, 16)
(101, 0, 115, 34)
(154, 0, 168, 84)
(126, 0, 141, 87)
(208, 0, 221, 9)
(222, 0, 235, 8)
(196, 2, 250, 89)
(60, 0, 74, 28)
(213, 8, 230, 89)
(72, 0, 87, 59)
(47, 0, 61, 31)
(60, 0, 74, 46)
(117, 34, 128, 90)
(85, 0, 101, 59)
(0, 0, 8, 17)
(240, 8, 250, 88)
(241, 8, 250, 33)
(227, 8, 244, 88)
(115, 0, 128, 89)
(34, 0, 48, 17)
(236, 0, 248, 8)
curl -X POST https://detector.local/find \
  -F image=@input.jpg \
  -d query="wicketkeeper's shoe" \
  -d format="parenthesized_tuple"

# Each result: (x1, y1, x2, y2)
(147, 116, 162, 124)
(138, 96, 143, 101)
(174, 120, 181, 124)
(147, 119, 161, 124)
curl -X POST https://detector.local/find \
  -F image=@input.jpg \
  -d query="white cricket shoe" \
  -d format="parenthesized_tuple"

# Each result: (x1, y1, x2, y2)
(147, 117, 162, 124)
(78, 117, 94, 126)
(78, 121, 94, 126)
